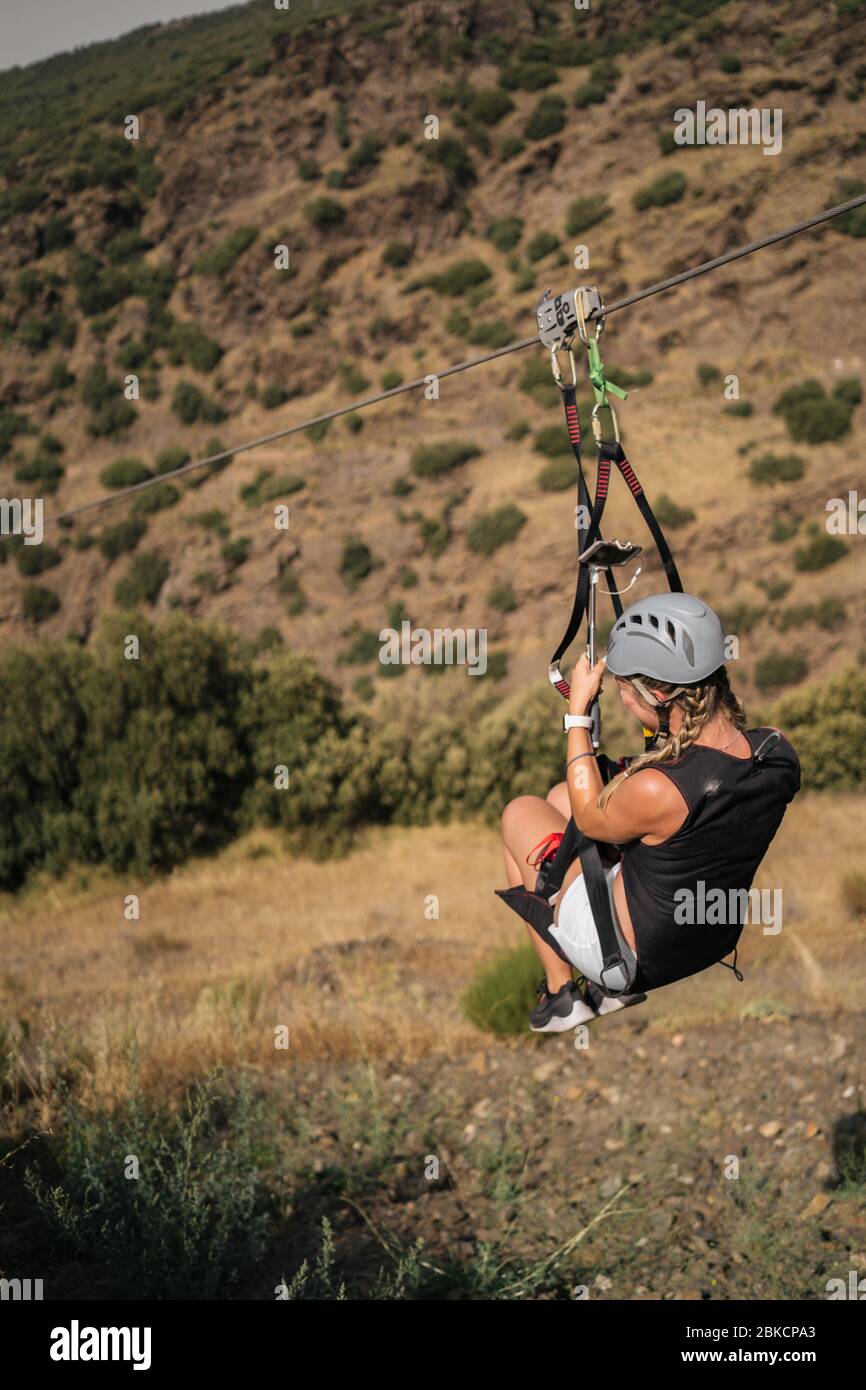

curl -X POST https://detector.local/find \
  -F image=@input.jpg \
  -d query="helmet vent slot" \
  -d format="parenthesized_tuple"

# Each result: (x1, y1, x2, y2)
(631, 614, 643, 625)
(649, 614, 659, 629)
(666, 619, 677, 643)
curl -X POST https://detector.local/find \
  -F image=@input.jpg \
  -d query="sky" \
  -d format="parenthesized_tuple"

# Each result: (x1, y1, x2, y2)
(0, 0, 247, 70)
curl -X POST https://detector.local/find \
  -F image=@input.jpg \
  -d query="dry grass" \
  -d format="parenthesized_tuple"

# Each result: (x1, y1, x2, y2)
(1, 793, 863, 1113)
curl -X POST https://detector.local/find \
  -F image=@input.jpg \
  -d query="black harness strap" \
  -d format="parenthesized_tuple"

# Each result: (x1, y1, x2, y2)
(549, 392, 683, 698)
(549, 386, 618, 695)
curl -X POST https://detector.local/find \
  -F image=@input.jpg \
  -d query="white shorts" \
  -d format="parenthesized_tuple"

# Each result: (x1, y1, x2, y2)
(549, 862, 635, 989)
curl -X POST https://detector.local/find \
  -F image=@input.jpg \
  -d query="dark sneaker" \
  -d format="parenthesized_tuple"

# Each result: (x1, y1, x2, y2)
(584, 981, 648, 1017)
(530, 979, 598, 1033)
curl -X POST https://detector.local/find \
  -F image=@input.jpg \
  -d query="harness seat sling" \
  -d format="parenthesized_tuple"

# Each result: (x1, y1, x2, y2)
(496, 319, 683, 996)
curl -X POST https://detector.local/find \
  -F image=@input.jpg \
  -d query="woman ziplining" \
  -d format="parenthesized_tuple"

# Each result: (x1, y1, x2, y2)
(496, 282, 802, 1032)
(499, 592, 801, 1033)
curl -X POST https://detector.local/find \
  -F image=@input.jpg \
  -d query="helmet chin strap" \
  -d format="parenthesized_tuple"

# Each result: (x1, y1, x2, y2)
(629, 677, 686, 748)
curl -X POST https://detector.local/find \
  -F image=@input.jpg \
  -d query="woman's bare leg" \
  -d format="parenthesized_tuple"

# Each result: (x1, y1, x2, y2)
(500, 793, 573, 992)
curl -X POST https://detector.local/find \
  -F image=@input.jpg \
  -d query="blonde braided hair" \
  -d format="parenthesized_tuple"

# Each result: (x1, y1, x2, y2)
(598, 666, 747, 809)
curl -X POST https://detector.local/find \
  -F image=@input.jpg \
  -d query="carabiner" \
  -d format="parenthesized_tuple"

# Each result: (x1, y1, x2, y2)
(575, 286, 605, 346)
(549, 344, 577, 390)
(592, 400, 619, 442)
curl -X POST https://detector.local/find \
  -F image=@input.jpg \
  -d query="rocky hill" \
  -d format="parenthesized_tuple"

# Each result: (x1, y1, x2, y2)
(1, 0, 865, 710)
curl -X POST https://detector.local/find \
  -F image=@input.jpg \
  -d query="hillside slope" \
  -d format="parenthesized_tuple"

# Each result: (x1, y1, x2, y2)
(1, 0, 865, 709)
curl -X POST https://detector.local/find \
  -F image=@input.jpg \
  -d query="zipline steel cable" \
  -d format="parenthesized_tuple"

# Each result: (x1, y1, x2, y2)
(47, 192, 866, 528)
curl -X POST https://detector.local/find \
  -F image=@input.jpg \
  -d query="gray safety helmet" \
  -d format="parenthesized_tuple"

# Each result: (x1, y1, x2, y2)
(605, 593, 727, 685)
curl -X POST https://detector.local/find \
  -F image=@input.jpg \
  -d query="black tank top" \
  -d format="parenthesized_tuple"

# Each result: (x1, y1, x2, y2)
(620, 728, 800, 992)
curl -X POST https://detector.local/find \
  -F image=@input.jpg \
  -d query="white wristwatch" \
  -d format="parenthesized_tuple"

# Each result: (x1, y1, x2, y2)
(563, 713, 594, 731)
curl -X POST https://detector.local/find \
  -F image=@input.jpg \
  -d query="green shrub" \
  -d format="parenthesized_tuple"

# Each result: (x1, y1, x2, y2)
(467, 88, 514, 125)
(172, 381, 226, 425)
(383, 240, 412, 268)
(724, 400, 753, 417)
(500, 61, 558, 92)
(527, 230, 560, 262)
(506, 419, 529, 441)
(338, 627, 382, 666)
(719, 54, 742, 72)
(697, 362, 721, 387)
(748, 452, 805, 484)
(240, 469, 305, 506)
(834, 376, 863, 408)
(775, 667, 866, 790)
(192, 509, 230, 538)
(25, 1079, 270, 1299)
(653, 494, 696, 527)
(774, 598, 846, 633)
(339, 362, 370, 394)
(411, 440, 480, 478)
(381, 369, 403, 390)
(524, 94, 566, 140)
(485, 217, 523, 252)
(298, 157, 320, 180)
(466, 503, 527, 556)
(167, 321, 224, 372)
(565, 194, 611, 237)
(84, 389, 138, 439)
(261, 384, 289, 409)
(429, 258, 492, 297)
(155, 446, 191, 476)
(195, 226, 258, 276)
(573, 78, 607, 108)
(100, 457, 152, 489)
(793, 531, 848, 572)
(518, 355, 559, 408)
(633, 170, 687, 211)
(98, 518, 148, 560)
(537, 456, 577, 492)
(339, 536, 376, 589)
(305, 196, 346, 230)
(131, 482, 181, 514)
(499, 135, 525, 161)
(469, 320, 512, 348)
(719, 602, 763, 636)
(754, 650, 808, 692)
(425, 135, 476, 188)
(22, 584, 61, 623)
(759, 577, 792, 602)
(277, 568, 307, 614)
(114, 550, 170, 606)
(15, 544, 62, 577)
(773, 378, 859, 443)
(533, 424, 571, 458)
(221, 537, 251, 569)
(48, 359, 75, 392)
(391, 476, 414, 497)
(833, 179, 866, 238)
(346, 134, 384, 177)
(488, 580, 518, 612)
(461, 945, 542, 1036)
(13, 456, 65, 492)
(41, 214, 74, 252)
(770, 515, 800, 543)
